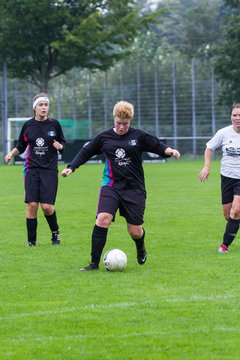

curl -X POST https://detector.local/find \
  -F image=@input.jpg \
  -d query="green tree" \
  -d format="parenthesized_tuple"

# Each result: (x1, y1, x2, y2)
(0, 0, 160, 91)
(214, 0, 240, 104)
(152, 0, 223, 61)
(179, 0, 223, 60)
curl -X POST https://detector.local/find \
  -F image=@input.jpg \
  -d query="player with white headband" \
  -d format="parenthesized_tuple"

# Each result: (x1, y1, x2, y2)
(33, 96, 49, 109)
(5, 92, 66, 247)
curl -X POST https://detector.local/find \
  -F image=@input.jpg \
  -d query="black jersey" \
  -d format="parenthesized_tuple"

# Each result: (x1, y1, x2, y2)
(68, 127, 169, 191)
(16, 117, 66, 172)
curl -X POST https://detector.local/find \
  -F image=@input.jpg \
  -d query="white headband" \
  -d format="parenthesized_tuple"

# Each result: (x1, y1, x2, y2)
(33, 96, 49, 109)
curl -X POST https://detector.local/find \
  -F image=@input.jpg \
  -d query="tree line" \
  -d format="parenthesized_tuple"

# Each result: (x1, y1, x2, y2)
(0, 0, 239, 105)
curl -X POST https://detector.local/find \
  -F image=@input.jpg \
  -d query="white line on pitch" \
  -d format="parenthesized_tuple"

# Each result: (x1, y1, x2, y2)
(0, 294, 236, 321)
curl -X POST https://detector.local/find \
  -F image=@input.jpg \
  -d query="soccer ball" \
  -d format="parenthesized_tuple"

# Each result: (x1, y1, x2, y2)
(103, 249, 127, 272)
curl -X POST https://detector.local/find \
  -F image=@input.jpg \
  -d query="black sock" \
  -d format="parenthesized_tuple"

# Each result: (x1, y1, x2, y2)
(45, 210, 59, 233)
(223, 218, 240, 247)
(91, 225, 108, 265)
(26, 218, 37, 244)
(132, 228, 145, 250)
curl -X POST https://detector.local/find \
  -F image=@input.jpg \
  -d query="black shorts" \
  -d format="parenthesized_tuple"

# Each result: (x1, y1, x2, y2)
(24, 168, 58, 205)
(221, 175, 240, 204)
(97, 186, 146, 225)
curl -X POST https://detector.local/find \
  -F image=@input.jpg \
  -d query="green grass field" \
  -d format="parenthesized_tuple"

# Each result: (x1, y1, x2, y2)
(1, 160, 240, 360)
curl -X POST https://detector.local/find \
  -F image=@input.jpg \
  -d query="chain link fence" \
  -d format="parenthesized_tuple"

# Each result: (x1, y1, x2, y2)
(0, 58, 229, 160)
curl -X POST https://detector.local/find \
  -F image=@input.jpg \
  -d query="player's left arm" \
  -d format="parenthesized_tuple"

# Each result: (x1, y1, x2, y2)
(165, 147, 181, 158)
(53, 122, 66, 153)
(141, 132, 180, 158)
(53, 139, 64, 151)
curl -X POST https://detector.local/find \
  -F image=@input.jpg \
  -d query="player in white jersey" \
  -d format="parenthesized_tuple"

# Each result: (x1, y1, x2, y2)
(199, 103, 240, 253)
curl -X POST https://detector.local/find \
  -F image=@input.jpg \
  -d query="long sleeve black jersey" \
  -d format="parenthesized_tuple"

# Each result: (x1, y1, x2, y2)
(68, 127, 170, 191)
(16, 117, 66, 171)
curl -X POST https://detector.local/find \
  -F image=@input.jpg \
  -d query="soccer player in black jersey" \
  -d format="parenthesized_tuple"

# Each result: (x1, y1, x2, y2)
(62, 101, 180, 270)
(5, 93, 66, 246)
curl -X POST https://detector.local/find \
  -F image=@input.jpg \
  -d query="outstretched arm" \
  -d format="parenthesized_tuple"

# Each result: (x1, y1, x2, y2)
(165, 147, 181, 158)
(199, 148, 212, 182)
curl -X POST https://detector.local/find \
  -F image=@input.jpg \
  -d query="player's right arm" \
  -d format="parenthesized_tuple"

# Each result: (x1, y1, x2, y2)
(61, 135, 103, 177)
(5, 122, 29, 163)
(5, 148, 20, 163)
(199, 148, 212, 182)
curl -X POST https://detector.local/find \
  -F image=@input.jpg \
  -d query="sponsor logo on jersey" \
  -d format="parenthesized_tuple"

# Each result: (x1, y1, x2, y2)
(129, 139, 137, 146)
(114, 148, 131, 166)
(36, 138, 44, 147)
(115, 148, 125, 158)
(226, 147, 240, 157)
(34, 138, 47, 156)
(48, 131, 56, 137)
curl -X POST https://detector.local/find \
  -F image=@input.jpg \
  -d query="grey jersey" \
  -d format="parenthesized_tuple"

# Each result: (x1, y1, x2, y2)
(207, 125, 240, 179)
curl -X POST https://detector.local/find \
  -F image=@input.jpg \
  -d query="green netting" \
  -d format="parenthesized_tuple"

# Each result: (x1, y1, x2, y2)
(59, 119, 89, 140)
(10, 118, 89, 142)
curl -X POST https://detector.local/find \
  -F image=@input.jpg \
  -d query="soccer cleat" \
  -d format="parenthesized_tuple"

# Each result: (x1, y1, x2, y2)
(80, 262, 99, 271)
(218, 244, 229, 253)
(52, 230, 60, 245)
(27, 242, 36, 247)
(137, 244, 147, 265)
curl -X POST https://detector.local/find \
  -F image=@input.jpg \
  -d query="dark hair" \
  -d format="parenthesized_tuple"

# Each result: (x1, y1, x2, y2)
(231, 103, 240, 115)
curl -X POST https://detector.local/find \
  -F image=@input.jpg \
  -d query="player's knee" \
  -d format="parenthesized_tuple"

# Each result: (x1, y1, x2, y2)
(41, 203, 54, 215)
(27, 202, 39, 218)
(96, 213, 112, 228)
(128, 226, 143, 239)
(230, 207, 240, 220)
(223, 210, 230, 220)
(224, 214, 230, 221)
(27, 202, 38, 212)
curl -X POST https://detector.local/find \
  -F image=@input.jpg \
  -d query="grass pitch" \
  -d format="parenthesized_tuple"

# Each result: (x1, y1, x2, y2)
(1, 160, 240, 359)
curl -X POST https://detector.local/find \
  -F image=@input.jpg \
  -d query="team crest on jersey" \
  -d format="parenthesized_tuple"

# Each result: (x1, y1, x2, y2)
(129, 139, 137, 146)
(36, 138, 45, 147)
(115, 148, 125, 158)
(48, 131, 55, 137)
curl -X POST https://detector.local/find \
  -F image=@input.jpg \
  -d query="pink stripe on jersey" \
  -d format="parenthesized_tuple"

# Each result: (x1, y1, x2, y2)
(23, 145, 30, 174)
(107, 159, 114, 186)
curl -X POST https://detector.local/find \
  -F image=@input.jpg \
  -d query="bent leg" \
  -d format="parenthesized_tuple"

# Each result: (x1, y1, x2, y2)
(81, 186, 118, 270)
(230, 195, 240, 220)
(96, 212, 113, 228)
(93, 212, 113, 264)
(222, 196, 240, 248)
(41, 203, 60, 244)
(222, 203, 232, 221)
(127, 223, 147, 265)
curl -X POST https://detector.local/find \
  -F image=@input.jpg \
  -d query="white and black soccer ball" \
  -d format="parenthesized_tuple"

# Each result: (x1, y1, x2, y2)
(103, 249, 127, 272)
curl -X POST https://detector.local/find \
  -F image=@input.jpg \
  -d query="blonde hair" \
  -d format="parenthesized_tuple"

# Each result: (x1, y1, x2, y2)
(33, 92, 48, 102)
(113, 101, 134, 120)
